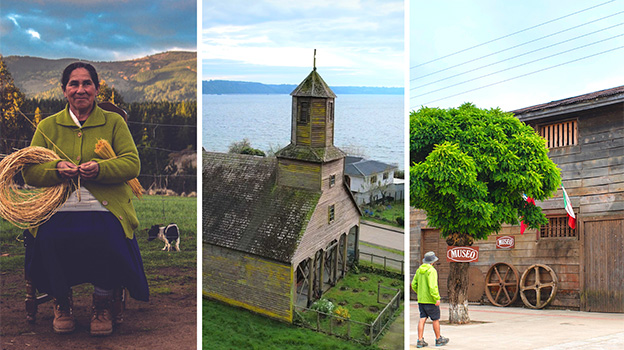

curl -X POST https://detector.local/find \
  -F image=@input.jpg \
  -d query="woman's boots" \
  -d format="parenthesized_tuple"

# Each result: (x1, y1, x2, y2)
(90, 293, 114, 336)
(52, 293, 75, 334)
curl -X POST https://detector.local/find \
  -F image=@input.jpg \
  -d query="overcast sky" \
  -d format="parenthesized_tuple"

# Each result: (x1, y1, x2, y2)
(202, 0, 404, 87)
(410, 0, 624, 111)
(0, 0, 197, 61)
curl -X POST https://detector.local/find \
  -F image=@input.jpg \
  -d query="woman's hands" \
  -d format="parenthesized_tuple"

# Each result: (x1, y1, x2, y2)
(79, 161, 99, 179)
(57, 160, 99, 180)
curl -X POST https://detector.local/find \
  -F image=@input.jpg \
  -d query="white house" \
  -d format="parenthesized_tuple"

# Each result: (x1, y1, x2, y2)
(344, 156, 403, 205)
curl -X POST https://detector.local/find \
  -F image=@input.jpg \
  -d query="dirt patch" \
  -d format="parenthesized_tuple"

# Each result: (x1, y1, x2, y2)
(0, 267, 196, 349)
(351, 288, 361, 293)
(339, 286, 349, 291)
(353, 303, 364, 309)
(368, 306, 379, 313)
(382, 293, 392, 299)
(338, 300, 348, 306)
(358, 276, 369, 282)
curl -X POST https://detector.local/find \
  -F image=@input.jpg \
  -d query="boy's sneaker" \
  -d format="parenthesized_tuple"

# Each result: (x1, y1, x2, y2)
(435, 335, 449, 346)
(416, 338, 429, 348)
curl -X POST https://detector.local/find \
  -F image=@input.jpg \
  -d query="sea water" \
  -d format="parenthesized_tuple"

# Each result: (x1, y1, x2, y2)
(202, 94, 404, 168)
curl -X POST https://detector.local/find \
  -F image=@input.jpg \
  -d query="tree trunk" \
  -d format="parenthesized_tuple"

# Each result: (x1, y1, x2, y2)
(446, 232, 472, 324)
(447, 261, 470, 324)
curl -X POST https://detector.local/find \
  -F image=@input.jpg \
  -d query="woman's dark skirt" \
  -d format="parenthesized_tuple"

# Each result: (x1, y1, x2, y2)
(24, 211, 149, 301)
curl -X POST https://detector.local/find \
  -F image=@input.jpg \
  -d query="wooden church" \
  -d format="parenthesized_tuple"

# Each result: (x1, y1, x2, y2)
(202, 64, 361, 322)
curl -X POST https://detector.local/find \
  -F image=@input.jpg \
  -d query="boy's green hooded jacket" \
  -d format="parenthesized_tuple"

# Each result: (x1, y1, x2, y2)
(411, 263, 440, 304)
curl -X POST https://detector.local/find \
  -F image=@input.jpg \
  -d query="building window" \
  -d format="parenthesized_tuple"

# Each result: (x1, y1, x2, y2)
(539, 216, 577, 239)
(383, 172, 389, 180)
(328, 101, 334, 122)
(329, 174, 336, 188)
(370, 175, 377, 184)
(328, 204, 335, 223)
(539, 120, 577, 149)
(299, 101, 310, 124)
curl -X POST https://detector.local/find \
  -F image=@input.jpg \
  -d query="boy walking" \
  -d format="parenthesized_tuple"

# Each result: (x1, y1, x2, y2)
(411, 251, 449, 348)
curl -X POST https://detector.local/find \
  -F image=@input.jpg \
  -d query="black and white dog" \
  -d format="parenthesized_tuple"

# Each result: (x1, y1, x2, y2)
(147, 223, 180, 251)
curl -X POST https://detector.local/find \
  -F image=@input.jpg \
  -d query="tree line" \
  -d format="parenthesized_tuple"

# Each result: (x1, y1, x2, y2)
(1, 58, 197, 194)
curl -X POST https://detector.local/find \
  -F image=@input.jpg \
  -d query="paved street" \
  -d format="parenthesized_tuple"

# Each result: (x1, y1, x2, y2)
(360, 221, 404, 251)
(359, 221, 405, 271)
(409, 301, 624, 350)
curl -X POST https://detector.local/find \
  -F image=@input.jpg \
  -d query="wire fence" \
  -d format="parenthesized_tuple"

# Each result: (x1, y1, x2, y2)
(359, 251, 404, 275)
(294, 282, 402, 345)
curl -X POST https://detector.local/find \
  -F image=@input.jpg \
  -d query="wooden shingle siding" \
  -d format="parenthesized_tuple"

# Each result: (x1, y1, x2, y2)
(292, 184, 360, 268)
(277, 159, 321, 190)
(203, 244, 293, 322)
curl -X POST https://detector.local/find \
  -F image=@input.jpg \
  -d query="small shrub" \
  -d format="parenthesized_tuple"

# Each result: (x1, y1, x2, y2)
(396, 216, 404, 226)
(334, 306, 351, 322)
(310, 298, 335, 314)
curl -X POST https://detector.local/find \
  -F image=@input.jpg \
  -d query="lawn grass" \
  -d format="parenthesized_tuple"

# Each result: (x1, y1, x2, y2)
(360, 201, 404, 228)
(296, 271, 403, 344)
(203, 298, 380, 350)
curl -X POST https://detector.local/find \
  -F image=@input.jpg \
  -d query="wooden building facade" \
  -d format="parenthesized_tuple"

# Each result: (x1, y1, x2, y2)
(203, 68, 361, 322)
(410, 86, 624, 313)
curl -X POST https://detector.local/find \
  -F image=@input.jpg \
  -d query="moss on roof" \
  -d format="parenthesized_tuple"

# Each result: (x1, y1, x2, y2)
(290, 69, 336, 98)
(202, 151, 321, 263)
(275, 144, 345, 163)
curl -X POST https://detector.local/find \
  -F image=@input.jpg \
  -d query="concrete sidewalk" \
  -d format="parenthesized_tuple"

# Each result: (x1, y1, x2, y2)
(409, 301, 624, 350)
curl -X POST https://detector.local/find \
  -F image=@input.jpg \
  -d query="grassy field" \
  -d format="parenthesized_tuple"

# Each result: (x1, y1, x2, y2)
(0, 195, 197, 296)
(360, 201, 404, 228)
(203, 270, 403, 349)
(203, 298, 381, 350)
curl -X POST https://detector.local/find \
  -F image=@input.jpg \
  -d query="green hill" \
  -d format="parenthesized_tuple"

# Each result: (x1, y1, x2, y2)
(3, 51, 196, 102)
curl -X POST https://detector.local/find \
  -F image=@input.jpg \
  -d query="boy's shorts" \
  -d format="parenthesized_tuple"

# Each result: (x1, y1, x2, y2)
(418, 303, 441, 321)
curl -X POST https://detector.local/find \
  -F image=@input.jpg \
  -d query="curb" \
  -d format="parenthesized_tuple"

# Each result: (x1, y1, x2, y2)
(361, 220, 405, 234)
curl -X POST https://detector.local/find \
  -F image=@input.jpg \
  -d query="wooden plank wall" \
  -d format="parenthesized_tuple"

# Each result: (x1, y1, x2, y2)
(203, 244, 294, 322)
(534, 103, 623, 217)
(310, 99, 327, 147)
(582, 217, 624, 313)
(420, 226, 582, 309)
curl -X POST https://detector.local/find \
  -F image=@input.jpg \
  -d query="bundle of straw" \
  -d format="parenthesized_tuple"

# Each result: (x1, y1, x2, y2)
(94, 139, 144, 198)
(0, 146, 73, 229)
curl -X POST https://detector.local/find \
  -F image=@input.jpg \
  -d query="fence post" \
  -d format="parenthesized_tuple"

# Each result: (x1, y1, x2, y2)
(347, 319, 351, 340)
(316, 311, 320, 331)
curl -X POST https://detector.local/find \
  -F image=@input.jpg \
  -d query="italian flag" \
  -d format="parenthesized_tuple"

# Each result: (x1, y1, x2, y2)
(562, 185, 576, 229)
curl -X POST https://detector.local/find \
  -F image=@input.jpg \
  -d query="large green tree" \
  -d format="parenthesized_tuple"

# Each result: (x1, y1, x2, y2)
(410, 103, 560, 323)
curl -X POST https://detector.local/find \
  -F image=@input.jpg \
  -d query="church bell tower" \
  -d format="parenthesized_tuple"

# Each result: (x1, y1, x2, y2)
(275, 51, 346, 191)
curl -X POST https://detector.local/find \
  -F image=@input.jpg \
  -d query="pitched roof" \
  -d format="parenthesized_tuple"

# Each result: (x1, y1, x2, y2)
(511, 85, 624, 119)
(202, 151, 320, 263)
(344, 158, 397, 177)
(290, 69, 337, 98)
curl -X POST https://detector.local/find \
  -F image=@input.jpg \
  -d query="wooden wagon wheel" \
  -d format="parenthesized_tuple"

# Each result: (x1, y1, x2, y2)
(520, 264, 558, 309)
(484, 262, 519, 307)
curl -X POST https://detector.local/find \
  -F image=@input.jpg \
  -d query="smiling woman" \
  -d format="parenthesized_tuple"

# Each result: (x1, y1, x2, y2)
(21, 62, 149, 337)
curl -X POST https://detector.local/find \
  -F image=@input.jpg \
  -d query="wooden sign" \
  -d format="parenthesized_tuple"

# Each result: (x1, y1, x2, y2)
(446, 246, 479, 262)
(496, 235, 515, 249)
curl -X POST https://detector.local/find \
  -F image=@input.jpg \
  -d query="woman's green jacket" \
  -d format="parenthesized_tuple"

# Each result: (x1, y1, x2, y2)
(22, 105, 140, 239)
